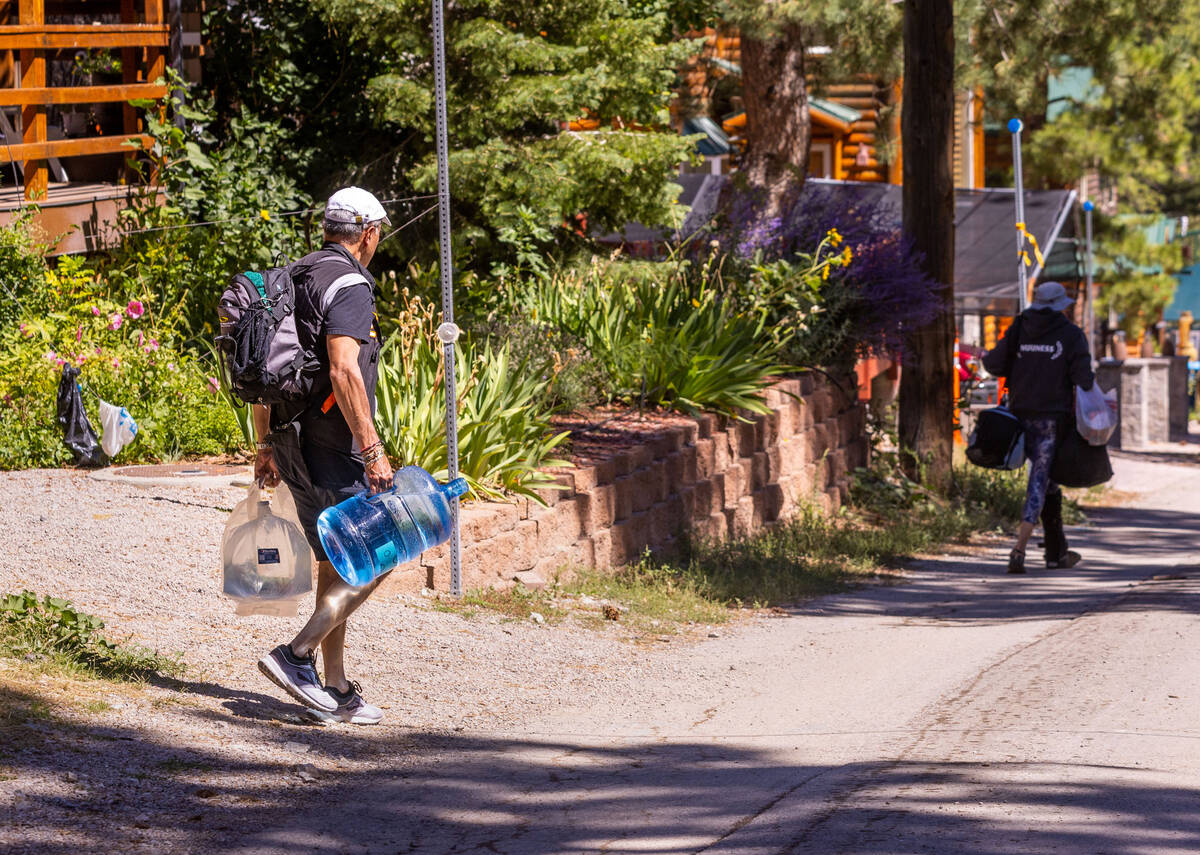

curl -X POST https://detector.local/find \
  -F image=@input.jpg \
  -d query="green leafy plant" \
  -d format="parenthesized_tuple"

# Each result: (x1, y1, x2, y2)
(0, 591, 184, 681)
(516, 257, 788, 417)
(375, 292, 569, 501)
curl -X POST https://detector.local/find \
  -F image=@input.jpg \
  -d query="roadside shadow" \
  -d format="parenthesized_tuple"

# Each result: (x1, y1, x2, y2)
(3, 687, 1199, 854)
(781, 504, 1200, 626)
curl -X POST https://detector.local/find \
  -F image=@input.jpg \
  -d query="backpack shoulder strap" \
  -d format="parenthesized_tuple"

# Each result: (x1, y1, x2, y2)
(320, 271, 371, 314)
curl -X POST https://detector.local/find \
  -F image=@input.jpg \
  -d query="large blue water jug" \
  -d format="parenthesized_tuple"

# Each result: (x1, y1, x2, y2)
(317, 465, 469, 586)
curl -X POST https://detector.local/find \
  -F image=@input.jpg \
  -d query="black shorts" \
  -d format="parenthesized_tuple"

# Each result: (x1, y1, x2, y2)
(270, 426, 367, 562)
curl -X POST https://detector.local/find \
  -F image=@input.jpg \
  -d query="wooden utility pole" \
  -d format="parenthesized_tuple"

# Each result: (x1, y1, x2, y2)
(897, 0, 955, 487)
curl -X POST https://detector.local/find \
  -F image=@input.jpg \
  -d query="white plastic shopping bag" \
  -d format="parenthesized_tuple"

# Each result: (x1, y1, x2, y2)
(98, 399, 138, 457)
(1075, 383, 1118, 446)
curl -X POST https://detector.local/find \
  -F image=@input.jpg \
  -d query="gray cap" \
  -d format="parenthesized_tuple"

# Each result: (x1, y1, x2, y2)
(1031, 281, 1073, 312)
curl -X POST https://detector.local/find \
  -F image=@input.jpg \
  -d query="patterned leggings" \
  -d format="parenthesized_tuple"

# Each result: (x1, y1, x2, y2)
(1022, 417, 1062, 525)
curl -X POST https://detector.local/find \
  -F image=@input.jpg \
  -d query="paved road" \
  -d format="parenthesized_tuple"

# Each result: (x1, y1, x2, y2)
(223, 452, 1200, 855)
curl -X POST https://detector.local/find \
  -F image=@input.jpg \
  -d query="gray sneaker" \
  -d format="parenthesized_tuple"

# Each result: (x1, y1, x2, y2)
(327, 681, 383, 725)
(258, 645, 338, 712)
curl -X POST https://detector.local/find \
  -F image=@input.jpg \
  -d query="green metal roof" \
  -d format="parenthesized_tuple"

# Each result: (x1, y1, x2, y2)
(810, 97, 862, 127)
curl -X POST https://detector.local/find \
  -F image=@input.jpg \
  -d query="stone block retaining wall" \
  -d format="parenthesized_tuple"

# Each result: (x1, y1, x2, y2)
(381, 373, 868, 594)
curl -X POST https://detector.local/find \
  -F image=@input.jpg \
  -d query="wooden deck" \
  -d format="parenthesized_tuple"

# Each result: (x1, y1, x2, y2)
(0, 180, 145, 254)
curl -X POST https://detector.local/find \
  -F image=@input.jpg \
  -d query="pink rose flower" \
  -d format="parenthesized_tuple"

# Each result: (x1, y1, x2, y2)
(108, 313, 123, 331)
(207, 376, 220, 394)
(136, 331, 144, 347)
(148, 338, 159, 352)
(76, 354, 86, 365)
(112, 358, 120, 369)
(91, 306, 101, 316)
(44, 350, 57, 362)
(94, 346, 102, 355)
(54, 357, 65, 367)
(126, 300, 145, 319)
(76, 326, 83, 342)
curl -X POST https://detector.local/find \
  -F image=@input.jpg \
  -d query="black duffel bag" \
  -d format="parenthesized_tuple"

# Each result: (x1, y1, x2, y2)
(966, 405, 1026, 470)
(1051, 427, 1113, 488)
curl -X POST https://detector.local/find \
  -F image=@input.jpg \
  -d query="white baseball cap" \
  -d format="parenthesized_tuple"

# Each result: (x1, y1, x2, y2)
(323, 186, 391, 226)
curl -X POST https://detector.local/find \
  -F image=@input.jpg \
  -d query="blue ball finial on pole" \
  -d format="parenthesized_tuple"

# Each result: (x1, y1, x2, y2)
(1083, 200, 1095, 212)
(1008, 118, 1023, 134)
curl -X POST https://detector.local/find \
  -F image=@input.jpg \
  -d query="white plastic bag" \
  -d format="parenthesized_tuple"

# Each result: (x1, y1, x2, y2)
(98, 399, 138, 458)
(221, 482, 314, 617)
(1076, 383, 1118, 446)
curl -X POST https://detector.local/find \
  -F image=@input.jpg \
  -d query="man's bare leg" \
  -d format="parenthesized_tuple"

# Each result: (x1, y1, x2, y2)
(289, 560, 379, 691)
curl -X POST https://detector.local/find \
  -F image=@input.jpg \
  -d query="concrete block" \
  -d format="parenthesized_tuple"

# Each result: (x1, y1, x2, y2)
(613, 511, 653, 563)
(760, 483, 785, 521)
(778, 436, 806, 476)
(650, 495, 687, 545)
(462, 519, 538, 582)
(512, 570, 548, 590)
(533, 496, 585, 553)
(460, 502, 519, 545)
(613, 475, 634, 521)
(532, 538, 595, 581)
(583, 483, 616, 532)
(713, 434, 731, 472)
(571, 465, 601, 493)
(751, 451, 770, 490)
(591, 529, 615, 571)
(723, 462, 748, 509)
(592, 458, 617, 486)
(631, 468, 655, 514)
(665, 447, 698, 487)
(695, 437, 717, 479)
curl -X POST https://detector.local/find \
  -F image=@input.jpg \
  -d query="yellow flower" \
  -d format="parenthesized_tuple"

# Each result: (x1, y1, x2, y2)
(826, 227, 843, 247)
(691, 298, 701, 308)
(822, 264, 831, 281)
(842, 246, 853, 265)
(260, 209, 271, 221)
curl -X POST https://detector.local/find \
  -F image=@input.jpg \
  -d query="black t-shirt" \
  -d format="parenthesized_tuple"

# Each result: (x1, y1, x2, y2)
(277, 243, 382, 454)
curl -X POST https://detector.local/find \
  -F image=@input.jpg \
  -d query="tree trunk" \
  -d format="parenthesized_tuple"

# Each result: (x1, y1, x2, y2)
(897, 0, 955, 488)
(740, 23, 811, 216)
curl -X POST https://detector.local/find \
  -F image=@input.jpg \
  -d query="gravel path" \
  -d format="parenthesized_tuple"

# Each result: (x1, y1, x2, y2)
(0, 468, 736, 853)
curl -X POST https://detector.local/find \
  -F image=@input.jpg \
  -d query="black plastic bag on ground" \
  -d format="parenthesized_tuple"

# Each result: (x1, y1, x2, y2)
(1050, 428, 1112, 488)
(55, 364, 107, 467)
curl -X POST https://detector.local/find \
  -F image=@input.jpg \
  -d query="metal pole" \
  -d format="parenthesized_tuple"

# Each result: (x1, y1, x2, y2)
(1009, 118, 1028, 312)
(431, 0, 463, 597)
(1083, 199, 1096, 358)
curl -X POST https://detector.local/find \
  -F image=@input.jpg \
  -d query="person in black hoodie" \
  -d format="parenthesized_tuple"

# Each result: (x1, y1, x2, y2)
(982, 281, 1095, 574)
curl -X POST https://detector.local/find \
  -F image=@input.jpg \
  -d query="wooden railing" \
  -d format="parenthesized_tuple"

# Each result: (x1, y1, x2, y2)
(1, 0, 167, 200)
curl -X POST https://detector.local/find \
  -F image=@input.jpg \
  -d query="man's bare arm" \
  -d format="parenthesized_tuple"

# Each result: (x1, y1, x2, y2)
(328, 334, 393, 492)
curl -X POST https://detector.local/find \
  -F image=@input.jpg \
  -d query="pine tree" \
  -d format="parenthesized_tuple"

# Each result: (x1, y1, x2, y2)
(205, 0, 698, 269)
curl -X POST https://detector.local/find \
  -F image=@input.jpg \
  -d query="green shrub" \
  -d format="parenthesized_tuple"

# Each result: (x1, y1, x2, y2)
(0, 209, 53, 328)
(0, 254, 241, 468)
(375, 292, 568, 501)
(515, 257, 788, 417)
(0, 591, 184, 681)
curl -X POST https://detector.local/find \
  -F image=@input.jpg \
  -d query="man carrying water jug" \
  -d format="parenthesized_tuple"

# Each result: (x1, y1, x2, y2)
(982, 281, 1095, 575)
(252, 186, 393, 725)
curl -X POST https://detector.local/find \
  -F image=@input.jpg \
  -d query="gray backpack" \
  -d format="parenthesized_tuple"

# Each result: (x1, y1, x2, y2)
(216, 264, 320, 406)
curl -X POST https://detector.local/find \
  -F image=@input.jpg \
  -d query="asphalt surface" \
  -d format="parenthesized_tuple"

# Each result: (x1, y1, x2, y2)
(216, 450, 1200, 855)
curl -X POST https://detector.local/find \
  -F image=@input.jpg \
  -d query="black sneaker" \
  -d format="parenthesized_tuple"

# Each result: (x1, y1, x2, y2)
(1007, 548, 1026, 574)
(1046, 550, 1081, 569)
(258, 645, 338, 712)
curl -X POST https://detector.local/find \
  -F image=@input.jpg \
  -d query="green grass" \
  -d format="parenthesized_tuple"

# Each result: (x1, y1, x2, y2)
(431, 461, 1082, 630)
(0, 591, 186, 682)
